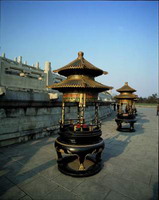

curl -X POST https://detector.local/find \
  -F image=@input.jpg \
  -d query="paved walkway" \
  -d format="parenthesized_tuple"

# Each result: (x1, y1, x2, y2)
(0, 107, 158, 200)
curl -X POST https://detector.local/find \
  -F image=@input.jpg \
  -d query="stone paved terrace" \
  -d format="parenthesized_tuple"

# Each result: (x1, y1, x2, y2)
(0, 107, 158, 200)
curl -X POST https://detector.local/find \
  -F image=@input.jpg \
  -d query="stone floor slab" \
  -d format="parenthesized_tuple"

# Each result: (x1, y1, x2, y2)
(121, 168, 151, 185)
(44, 186, 80, 200)
(96, 173, 153, 200)
(19, 195, 32, 200)
(19, 176, 58, 199)
(72, 179, 110, 200)
(52, 173, 86, 191)
(0, 184, 26, 200)
(104, 190, 133, 200)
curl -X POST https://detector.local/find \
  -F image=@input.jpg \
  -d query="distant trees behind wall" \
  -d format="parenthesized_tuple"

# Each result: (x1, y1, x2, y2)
(137, 93, 158, 104)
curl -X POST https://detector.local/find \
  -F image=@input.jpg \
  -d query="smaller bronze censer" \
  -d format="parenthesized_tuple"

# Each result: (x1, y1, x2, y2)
(48, 52, 112, 177)
(115, 82, 138, 132)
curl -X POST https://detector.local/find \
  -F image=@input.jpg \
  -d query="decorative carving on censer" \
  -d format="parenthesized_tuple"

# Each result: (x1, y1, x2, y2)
(115, 82, 138, 132)
(48, 51, 113, 177)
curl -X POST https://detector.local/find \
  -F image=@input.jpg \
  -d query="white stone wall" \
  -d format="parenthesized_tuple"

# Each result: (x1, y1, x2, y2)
(0, 57, 46, 92)
(0, 56, 65, 98)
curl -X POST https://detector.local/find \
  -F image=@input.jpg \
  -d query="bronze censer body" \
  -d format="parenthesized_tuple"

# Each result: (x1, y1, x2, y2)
(115, 82, 138, 132)
(48, 52, 112, 177)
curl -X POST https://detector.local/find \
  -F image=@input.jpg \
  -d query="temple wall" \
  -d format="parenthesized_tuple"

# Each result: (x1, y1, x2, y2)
(0, 104, 112, 147)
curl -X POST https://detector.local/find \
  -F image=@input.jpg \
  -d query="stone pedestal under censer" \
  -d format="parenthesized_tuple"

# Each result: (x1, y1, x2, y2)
(48, 52, 113, 177)
(115, 82, 138, 132)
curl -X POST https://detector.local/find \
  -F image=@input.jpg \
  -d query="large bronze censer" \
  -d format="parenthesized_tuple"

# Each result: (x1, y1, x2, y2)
(48, 52, 112, 177)
(115, 82, 138, 132)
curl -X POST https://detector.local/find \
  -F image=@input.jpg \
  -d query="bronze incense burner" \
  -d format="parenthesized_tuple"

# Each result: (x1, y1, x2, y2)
(48, 52, 112, 177)
(115, 82, 138, 132)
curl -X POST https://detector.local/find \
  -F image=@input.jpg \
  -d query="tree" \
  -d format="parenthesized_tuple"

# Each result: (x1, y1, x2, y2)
(137, 93, 158, 103)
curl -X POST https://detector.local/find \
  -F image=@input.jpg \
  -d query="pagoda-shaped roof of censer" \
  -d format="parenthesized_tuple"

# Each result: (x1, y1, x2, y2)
(116, 82, 136, 93)
(53, 51, 108, 77)
(48, 52, 113, 92)
(115, 82, 137, 99)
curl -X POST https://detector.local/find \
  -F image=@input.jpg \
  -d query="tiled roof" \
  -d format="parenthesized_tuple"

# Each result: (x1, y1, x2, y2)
(115, 94, 138, 99)
(116, 82, 136, 92)
(53, 52, 108, 77)
(48, 75, 113, 92)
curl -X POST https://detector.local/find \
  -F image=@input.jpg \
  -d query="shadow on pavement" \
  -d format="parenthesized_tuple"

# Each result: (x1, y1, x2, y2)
(0, 136, 57, 197)
(102, 110, 150, 163)
(151, 182, 158, 200)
